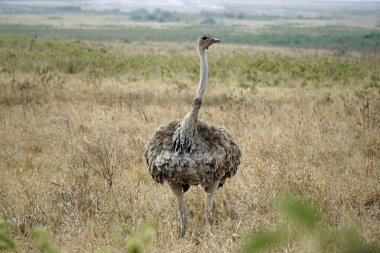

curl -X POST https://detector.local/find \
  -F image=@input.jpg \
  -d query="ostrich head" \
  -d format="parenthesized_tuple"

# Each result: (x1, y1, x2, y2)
(198, 34, 220, 50)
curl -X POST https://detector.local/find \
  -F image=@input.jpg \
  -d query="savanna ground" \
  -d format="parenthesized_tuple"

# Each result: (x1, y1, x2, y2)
(0, 7, 380, 253)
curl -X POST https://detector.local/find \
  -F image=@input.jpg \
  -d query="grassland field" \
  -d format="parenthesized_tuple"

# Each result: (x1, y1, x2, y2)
(0, 9, 380, 253)
(0, 11, 379, 50)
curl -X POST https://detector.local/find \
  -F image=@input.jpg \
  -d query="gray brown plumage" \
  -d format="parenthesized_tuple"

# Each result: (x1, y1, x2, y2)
(145, 113, 241, 188)
(145, 34, 241, 237)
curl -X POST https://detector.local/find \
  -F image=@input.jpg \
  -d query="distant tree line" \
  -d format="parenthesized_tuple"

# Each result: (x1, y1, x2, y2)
(129, 8, 181, 22)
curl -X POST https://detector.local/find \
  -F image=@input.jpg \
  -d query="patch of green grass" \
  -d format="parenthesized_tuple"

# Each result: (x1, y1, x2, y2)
(0, 23, 379, 51)
(0, 34, 125, 76)
(264, 25, 380, 50)
(0, 35, 378, 89)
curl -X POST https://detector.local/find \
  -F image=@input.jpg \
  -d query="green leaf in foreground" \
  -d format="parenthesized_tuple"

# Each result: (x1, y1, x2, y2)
(30, 228, 59, 253)
(0, 220, 15, 251)
(278, 195, 321, 230)
(103, 219, 159, 253)
(239, 230, 285, 253)
(239, 194, 380, 253)
(126, 220, 159, 253)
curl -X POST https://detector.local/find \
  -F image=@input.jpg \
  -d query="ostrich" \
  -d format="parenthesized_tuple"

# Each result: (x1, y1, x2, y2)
(145, 34, 241, 237)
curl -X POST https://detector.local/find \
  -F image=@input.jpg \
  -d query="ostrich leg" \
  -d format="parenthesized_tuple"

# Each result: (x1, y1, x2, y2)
(168, 182, 187, 238)
(203, 179, 220, 224)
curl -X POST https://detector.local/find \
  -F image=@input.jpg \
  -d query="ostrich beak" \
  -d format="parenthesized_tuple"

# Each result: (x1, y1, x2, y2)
(212, 38, 220, 43)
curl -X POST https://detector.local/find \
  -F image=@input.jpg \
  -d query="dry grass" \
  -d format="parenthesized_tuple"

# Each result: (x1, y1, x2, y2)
(0, 41, 379, 252)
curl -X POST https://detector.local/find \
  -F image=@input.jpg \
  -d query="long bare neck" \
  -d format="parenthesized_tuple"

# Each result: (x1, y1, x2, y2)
(173, 47, 207, 151)
(181, 47, 207, 125)
(195, 47, 208, 100)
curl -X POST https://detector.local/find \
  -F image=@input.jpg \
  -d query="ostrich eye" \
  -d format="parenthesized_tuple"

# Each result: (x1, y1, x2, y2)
(202, 36, 207, 40)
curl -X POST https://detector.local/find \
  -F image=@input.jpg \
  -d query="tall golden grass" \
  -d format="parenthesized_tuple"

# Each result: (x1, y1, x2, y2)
(0, 38, 379, 252)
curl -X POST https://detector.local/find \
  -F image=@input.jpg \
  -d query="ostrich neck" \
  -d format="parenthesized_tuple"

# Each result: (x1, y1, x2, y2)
(196, 47, 208, 100)
(181, 47, 207, 128)
(173, 47, 207, 150)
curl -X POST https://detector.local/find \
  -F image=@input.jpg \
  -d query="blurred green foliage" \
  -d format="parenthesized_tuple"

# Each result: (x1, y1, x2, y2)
(0, 220, 158, 253)
(30, 228, 59, 253)
(278, 195, 321, 230)
(102, 220, 159, 253)
(239, 194, 380, 253)
(0, 220, 15, 251)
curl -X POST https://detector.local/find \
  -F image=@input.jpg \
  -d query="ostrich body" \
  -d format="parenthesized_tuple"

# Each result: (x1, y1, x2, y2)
(145, 34, 241, 237)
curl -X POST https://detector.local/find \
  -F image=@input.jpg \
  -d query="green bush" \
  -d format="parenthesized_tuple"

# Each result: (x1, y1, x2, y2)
(0, 220, 15, 251)
(239, 194, 380, 253)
